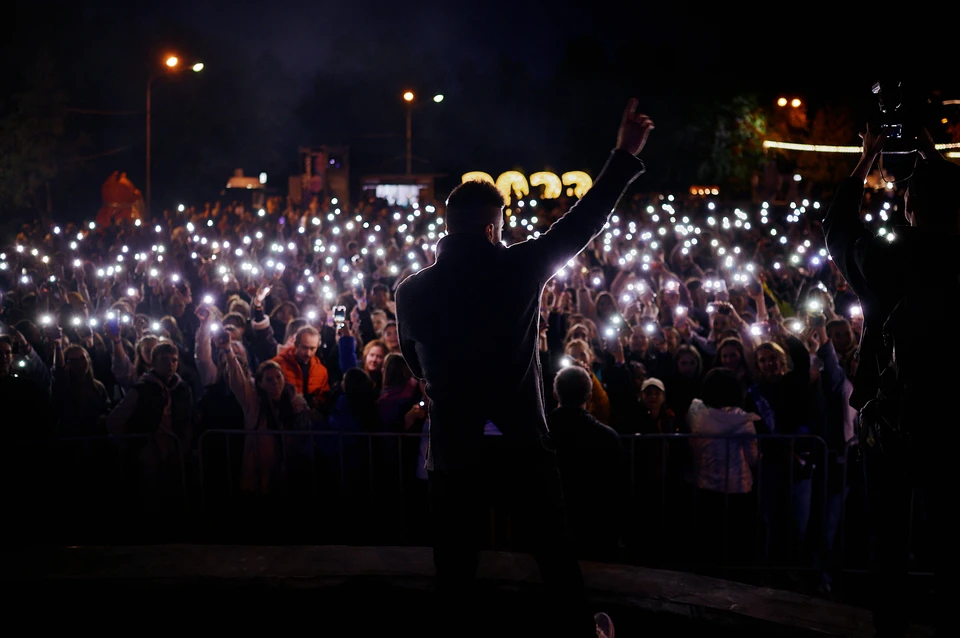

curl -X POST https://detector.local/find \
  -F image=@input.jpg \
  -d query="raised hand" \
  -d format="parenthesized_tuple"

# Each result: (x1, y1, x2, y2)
(616, 98, 655, 157)
(859, 123, 886, 158)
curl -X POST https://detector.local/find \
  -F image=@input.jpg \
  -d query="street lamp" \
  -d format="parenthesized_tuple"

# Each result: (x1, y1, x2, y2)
(777, 97, 802, 108)
(146, 54, 203, 214)
(402, 91, 444, 175)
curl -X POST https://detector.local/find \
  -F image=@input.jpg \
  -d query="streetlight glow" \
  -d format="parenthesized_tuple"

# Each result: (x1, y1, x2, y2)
(165, 56, 179, 68)
(791, 98, 802, 108)
(403, 91, 415, 102)
(433, 94, 444, 103)
(777, 97, 787, 107)
(192, 62, 204, 72)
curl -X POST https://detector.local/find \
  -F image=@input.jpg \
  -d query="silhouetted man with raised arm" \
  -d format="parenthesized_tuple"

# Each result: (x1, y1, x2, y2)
(396, 99, 653, 638)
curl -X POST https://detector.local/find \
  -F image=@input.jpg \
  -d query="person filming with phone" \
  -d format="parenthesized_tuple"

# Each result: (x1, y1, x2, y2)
(822, 116, 960, 637)
(395, 99, 654, 638)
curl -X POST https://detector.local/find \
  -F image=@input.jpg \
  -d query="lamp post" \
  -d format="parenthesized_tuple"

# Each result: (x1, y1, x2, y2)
(402, 91, 444, 175)
(146, 56, 203, 215)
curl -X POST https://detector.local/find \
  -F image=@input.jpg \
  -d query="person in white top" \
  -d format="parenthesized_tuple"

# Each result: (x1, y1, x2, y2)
(686, 367, 761, 566)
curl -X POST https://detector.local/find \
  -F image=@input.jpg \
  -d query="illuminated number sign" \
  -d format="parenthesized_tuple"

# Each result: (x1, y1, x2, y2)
(689, 185, 720, 196)
(461, 171, 593, 204)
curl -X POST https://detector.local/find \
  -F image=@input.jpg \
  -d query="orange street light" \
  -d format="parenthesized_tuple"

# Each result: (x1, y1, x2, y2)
(401, 90, 444, 174)
(791, 98, 802, 108)
(777, 97, 788, 107)
(147, 54, 203, 214)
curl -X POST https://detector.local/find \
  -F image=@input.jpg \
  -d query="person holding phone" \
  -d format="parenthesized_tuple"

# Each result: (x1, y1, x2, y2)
(395, 99, 653, 638)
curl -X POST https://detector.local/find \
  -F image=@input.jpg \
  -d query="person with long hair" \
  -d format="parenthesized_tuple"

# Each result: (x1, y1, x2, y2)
(53, 344, 109, 435)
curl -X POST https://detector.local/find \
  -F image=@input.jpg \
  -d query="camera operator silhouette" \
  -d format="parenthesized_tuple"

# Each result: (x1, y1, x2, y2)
(823, 114, 960, 637)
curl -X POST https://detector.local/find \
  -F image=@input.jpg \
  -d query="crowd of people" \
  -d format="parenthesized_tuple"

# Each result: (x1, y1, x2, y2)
(0, 166, 931, 594)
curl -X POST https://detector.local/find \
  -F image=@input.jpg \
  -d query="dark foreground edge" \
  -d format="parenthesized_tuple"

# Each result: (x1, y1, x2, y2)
(1, 545, 931, 636)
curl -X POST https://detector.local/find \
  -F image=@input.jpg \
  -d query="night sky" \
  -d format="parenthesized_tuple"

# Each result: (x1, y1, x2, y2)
(7, 0, 955, 220)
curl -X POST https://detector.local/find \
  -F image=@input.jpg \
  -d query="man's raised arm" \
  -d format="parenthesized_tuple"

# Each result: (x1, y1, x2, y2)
(512, 99, 654, 279)
(822, 124, 885, 292)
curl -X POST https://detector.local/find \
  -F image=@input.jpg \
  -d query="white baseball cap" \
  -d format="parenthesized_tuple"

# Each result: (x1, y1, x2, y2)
(640, 378, 665, 393)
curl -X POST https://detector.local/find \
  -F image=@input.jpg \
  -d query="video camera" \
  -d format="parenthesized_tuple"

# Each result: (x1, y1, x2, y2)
(871, 81, 917, 155)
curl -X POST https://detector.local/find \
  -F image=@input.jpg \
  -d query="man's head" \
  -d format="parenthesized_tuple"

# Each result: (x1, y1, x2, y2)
(904, 159, 960, 232)
(294, 325, 320, 364)
(0, 335, 13, 377)
(152, 342, 179, 380)
(553, 365, 593, 409)
(640, 378, 666, 414)
(445, 180, 505, 244)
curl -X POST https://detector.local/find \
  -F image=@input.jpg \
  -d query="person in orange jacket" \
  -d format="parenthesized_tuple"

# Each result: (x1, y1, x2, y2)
(272, 325, 330, 414)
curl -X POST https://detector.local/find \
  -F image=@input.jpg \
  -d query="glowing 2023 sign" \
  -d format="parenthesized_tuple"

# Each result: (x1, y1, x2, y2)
(461, 171, 593, 204)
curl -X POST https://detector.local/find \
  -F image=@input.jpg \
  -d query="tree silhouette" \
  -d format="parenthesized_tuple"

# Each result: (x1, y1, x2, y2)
(0, 48, 76, 215)
(697, 96, 767, 196)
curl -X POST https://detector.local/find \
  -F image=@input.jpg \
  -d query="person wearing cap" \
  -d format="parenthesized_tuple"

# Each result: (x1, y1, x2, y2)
(638, 377, 677, 435)
(633, 377, 681, 554)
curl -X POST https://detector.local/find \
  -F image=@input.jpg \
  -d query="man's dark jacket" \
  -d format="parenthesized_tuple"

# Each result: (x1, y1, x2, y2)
(822, 175, 960, 409)
(396, 149, 645, 470)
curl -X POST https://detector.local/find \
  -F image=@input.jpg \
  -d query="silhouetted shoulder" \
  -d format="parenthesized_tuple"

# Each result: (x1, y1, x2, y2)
(597, 421, 621, 444)
(395, 269, 428, 302)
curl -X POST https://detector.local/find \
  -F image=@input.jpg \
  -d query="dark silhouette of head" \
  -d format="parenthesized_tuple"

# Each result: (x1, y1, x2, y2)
(904, 159, 960, 233)
(553, 365, 593, 408)
(701, 367, 743, 409)
(445, 180, 505, 244)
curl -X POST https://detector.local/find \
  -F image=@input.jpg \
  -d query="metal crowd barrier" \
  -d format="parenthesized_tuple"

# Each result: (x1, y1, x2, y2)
(24, 431, 188, 543)
(24, 431, 933, 583)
